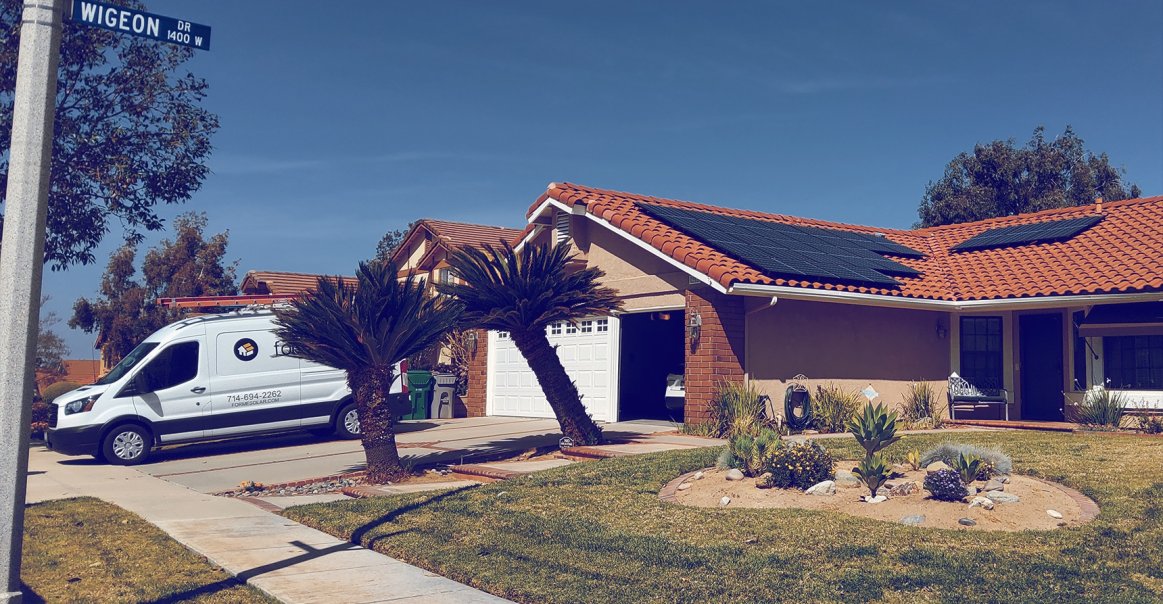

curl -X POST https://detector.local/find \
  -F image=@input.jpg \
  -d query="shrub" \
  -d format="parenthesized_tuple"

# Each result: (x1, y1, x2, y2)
(853, 455, 890, 498)
(924, 468, 969, 501)
(951, 452, 984, 485)
(717, 429, 782, 477)
(920, 443, 1012, 477)
(812, 384, 861, 433)
(29, 401, 51, 436)
(710, 380, 770, 438)
(1141, 414, 1163, 435)
(900, 381, 942, 425)
(1077, 387, 1128, 430)
(40, 381, 80, 404)
(761, 440, 835, 490)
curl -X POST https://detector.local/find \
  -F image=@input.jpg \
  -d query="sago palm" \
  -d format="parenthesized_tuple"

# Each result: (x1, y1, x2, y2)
(440, 241, 621, 445)
(273, 260, 461, 482)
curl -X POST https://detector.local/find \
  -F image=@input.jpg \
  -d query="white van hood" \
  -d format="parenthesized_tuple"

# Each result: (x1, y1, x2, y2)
(52, 384, 108, 407)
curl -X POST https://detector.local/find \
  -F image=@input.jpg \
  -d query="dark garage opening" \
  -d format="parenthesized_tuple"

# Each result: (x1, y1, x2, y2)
(619, 311, 685, 421)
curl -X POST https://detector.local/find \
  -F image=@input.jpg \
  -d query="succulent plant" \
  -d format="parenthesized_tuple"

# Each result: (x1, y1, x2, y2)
(847, 402, 901, 459)
(853, 454, 890, 498)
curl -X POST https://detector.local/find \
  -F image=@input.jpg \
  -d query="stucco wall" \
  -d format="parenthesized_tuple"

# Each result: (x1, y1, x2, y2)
(745, 297, 951, 415)
(569, 214, 688, 311)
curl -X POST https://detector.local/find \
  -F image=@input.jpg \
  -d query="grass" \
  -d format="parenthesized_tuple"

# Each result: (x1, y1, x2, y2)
(21, 497, 275, 604)
(284, 431, 1163, 603)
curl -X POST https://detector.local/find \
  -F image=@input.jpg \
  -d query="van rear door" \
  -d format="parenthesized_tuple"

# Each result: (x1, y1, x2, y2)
(208, 329, 302, 437)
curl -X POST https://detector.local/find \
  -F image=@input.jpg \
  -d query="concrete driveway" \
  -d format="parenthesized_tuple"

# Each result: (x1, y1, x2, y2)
(75, 416, 677, 493)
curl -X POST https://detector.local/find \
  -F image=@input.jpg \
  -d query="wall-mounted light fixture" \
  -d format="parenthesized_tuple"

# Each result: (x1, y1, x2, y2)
(466, 330, 478, 355)
(688, 311, 703, 343)
(935, 320, 948, 340)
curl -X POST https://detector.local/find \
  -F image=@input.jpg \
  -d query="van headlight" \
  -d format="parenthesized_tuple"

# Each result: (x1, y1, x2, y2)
(64, 396, 98, 415)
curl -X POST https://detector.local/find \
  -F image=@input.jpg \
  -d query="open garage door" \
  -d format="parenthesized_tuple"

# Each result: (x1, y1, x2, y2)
(486, 317, 619, 422)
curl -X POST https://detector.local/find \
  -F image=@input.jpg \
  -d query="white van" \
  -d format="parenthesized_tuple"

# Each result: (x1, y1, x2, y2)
(45, 310, 407, 465)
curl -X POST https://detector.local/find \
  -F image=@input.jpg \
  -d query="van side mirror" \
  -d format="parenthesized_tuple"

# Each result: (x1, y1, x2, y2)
(133, 372, 152, 395)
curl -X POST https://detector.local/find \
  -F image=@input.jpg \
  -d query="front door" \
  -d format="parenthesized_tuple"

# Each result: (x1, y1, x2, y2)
(1019, 313, 1065, 421)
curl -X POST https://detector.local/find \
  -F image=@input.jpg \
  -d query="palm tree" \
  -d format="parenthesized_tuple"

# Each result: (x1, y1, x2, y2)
(440, 241, 621, 445)
(273, 261, 461, 483)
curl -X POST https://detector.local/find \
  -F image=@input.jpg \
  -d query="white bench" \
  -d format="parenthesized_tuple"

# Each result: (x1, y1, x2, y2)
(947, 373, 1009, 421)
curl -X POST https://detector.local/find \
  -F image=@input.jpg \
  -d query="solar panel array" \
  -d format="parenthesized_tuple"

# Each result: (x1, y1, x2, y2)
(639, 203, 924, 287)
(951, 215, 1103, 252)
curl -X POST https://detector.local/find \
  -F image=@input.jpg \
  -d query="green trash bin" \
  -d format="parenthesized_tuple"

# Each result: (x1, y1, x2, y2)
(404, 370, 434, 420)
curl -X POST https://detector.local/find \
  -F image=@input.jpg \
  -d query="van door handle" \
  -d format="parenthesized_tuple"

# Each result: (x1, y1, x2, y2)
(191, 386, 206, 394)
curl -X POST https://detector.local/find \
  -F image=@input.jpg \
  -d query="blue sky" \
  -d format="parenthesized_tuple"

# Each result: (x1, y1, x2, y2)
(43, 0, 1163, 355)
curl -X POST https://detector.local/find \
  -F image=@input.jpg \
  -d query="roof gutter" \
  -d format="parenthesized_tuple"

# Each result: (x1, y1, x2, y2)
(727, 282, 1163, 311)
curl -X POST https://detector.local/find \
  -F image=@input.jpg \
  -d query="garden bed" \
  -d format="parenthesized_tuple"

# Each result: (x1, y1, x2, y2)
(665, 464, 1094, 531)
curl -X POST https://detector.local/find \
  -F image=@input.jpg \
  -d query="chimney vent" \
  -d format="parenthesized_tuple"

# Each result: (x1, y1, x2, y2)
(1095, 196, 1103, 214)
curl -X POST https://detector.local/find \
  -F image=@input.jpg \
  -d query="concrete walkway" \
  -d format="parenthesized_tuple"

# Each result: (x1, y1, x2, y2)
(26, 446, 512, 604)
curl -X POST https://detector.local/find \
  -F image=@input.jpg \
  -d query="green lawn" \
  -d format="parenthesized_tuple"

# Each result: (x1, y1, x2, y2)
(22, 497, 275, 604)
(285, 431, 1163, 603)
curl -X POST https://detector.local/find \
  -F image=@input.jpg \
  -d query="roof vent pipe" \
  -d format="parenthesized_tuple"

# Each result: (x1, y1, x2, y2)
(1095, 197, 1103, 214)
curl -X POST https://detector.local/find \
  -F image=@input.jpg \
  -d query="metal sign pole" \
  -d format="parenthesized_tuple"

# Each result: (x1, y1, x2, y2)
(0, 1, 65, 602)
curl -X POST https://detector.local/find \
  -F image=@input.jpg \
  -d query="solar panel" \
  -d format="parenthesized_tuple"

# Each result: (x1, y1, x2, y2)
(951, 215, 1103, 252)
(639, 203, 924, 287)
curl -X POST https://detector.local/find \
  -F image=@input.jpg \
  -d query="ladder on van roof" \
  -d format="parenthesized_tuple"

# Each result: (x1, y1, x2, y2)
(156, 294, 297, 309)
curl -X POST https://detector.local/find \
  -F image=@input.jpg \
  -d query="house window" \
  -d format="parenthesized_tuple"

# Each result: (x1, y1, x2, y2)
(565, 322, 578, 335)
(1103, 335, 1163, 390)
(438, 268, 453, 285)
(549, 322, 562, 336)
(596, 318, 609, 333)
(959, 316, 1003, 390)
(497, 331, 509, 340)
(580, 320, 594, 333)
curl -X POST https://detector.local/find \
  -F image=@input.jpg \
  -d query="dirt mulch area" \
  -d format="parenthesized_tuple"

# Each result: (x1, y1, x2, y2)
(673, 463, 1092, 532)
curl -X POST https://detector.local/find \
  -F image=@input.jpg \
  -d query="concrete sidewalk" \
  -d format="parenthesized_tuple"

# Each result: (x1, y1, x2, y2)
(26, 447, 512, 604)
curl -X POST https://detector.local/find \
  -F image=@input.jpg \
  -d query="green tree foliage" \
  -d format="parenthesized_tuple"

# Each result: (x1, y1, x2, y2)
(0, 0, 219, 269)
(372, 221, 418, 263)
(274, 261, 461, 482)
(441, 242, 621, 445)
(917, 126, 1141, 228)
(36, 296, 70, 390)
(70, 212, 237, 364)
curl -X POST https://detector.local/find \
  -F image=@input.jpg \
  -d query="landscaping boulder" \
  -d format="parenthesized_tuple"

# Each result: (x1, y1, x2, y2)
(805, 480, 836, 496)
(834, 470, 861, 488)
(900, 514, 926, 526)
(726, 469, 745, 481)
(958, 517, 977, 526)
(1047, 509, 1063, 519)
(987, 491, 1020, 504)
(888, 481, 919, 497)
(982, 478, 1006, 492)
(969, 496, 995, 510)
(677, 483, 692, 491)
(719, 496, 732, 507)
(694, 471, 705, 480)
(925, 461, 951, 473)
(864, 495, 888, 504)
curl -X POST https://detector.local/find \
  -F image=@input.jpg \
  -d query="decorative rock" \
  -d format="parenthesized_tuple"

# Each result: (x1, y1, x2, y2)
(900, 514, 926, 526)
(805, 480, 836, 496)
(888, 481, 919, 497)
(725, 469, 745, 481)
(966, 486, 979, 496)
(834, 470, 861, 488)
(969, 496, 995, 510)
(693, 471, 704, 480)
(719, 496, 732, 507)
(987, 491, 1021, 504)
(677, 483, 692, 491)
(1047, 509, 1063, 519)
(864, 495, 888, 504)
(982, 478, 1006, 492)
(925, 461, 951, 473)
(999, 475, 1011, 484)
(958, 517, 977, 526)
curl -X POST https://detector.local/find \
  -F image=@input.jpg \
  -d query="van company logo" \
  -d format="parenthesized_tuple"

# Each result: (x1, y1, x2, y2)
(234, 338, 259, 361)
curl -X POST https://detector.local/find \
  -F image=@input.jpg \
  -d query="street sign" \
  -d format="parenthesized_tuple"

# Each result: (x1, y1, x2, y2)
(71, 0, 211, 50)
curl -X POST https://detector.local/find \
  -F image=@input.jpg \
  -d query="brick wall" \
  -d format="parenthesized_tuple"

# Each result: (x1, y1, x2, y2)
(684, 288, 745, 424)
(462, 328, 488, 417)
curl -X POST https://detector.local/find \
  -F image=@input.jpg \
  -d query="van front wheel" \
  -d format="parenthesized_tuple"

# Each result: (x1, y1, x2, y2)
(336, 402, 361, 439)
(101, 424, 152, 465)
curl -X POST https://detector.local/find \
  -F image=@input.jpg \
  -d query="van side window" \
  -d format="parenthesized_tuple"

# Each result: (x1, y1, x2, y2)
(140, 341, 200, 391)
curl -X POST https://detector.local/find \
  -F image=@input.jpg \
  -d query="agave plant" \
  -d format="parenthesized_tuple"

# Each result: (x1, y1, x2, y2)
(847, 402, 901, 459)
(440, 241, 621, 445)
(951, 452, 984, 485)
(905, 449, 922, 472)
(853, 454, 891, 499)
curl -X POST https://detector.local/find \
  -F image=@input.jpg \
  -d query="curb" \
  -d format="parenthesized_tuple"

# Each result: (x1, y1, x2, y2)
(216, 470, 366, 496)
(448, 464, 521, 480)
(560, 446, 627, 461)
(236, 496, 284, 513)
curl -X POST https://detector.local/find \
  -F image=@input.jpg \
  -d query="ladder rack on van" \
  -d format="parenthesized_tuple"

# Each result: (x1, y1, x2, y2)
(156, 294, 298, 309)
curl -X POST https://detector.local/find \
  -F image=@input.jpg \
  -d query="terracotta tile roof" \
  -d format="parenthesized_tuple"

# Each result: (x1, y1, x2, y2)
(421, 219, 523, 251)
(240, 270, 358, 296)
(36, 360, 102, 389)
(534, 182, 1163, 302)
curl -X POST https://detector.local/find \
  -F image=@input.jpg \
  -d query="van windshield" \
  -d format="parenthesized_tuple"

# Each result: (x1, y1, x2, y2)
(94, 342, 159, 385)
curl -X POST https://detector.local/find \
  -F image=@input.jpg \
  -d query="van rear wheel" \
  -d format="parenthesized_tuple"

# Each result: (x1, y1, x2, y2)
(101, 424, 152, 465)
(335, 402, 361, 439)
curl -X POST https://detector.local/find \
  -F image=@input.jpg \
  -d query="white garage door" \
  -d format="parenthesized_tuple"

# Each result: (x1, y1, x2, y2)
(487, 317, 619, 423)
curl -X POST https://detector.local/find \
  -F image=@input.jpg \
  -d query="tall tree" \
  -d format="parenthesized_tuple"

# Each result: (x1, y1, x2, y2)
(0, 0, 219, 269)
(372, 221, 418, 263)
(274, 261, 461, 482)
(441, 242, 621, 445)
(917, 126, 1141, 228)
(35, 296, 69, 391)
(70, 212, 237, 364)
